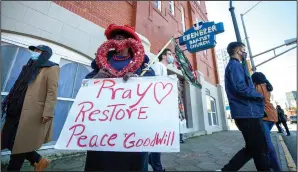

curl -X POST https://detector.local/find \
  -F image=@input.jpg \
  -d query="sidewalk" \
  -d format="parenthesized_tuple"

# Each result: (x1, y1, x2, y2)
(157, 131, 288, 171)
(1, 131, 289, 171)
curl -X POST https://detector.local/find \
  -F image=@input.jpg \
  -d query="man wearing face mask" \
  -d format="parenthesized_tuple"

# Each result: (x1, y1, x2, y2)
(1, 45, 59, 171)
(151, 48, 174, 77)
(219, 42, 270, 171)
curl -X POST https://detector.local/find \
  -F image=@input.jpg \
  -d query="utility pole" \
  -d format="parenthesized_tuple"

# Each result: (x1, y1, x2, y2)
(240, 1, 262, 73)
(241, 14, 256, 72)
(229, 0, 242, 42)
(229, 0, 251, 76)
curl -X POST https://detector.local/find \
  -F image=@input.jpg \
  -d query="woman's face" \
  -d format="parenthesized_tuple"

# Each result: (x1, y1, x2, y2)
(112, 34, 129, 56)
(113, 34, 126, 41)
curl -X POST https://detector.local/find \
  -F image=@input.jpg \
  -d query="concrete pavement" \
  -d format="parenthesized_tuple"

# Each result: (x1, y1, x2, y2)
(1, 130, 289, 171)
(281, 124, 297, 166)
(156, 131, 288, 171)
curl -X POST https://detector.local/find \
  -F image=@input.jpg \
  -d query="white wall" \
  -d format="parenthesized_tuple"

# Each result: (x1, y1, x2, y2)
(1, 1, 153, 60)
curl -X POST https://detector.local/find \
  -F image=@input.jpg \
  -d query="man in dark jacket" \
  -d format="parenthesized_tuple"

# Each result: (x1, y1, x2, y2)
(276, 105, 291, 136)
(220, 42, 270, 171)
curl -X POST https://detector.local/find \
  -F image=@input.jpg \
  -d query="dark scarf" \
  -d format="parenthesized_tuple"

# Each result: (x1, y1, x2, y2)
(1, 51, 57, 118)
(251, 72, 273, 91)
(85, 59, 100, 79)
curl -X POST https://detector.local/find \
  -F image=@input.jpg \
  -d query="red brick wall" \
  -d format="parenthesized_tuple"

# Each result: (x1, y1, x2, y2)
(53, 1, 135, 28)
(134, 1, 219, 85)
(53, 1, 219, 86)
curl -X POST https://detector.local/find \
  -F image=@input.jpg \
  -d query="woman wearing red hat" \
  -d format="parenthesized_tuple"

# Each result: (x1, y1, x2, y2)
(84, 24, 155, 171)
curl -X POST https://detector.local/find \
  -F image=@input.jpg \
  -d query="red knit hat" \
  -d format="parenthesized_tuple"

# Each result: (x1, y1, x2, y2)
(104, 24, 141, 43)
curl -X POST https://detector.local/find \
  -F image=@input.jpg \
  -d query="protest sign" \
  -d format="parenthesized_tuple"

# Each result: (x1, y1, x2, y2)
(55, 75, 180, 152)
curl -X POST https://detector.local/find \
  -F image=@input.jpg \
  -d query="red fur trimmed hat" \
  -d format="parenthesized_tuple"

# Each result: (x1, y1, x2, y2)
(104, 24, 141, 43)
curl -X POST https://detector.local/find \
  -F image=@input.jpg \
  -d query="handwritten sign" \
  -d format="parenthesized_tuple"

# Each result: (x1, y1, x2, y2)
(55, 76, 180, 152)
(178, 21, 224, 53)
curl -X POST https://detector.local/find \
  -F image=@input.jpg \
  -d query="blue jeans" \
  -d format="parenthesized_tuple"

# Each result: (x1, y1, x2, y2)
(263, 121, 282, 171)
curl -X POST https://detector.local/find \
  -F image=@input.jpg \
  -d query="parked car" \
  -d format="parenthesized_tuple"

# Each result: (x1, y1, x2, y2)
(289, 114, 297, 124)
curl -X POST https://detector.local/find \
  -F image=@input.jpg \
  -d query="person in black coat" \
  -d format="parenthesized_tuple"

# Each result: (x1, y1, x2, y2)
(275, 105, 291, 136)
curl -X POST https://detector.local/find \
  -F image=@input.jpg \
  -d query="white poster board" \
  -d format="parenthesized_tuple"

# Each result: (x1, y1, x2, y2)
(55, 75, 180, 152)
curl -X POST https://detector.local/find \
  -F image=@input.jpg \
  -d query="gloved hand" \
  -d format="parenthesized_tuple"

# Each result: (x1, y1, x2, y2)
(93, 68, 115, 78)
(123, 72, 138, 82)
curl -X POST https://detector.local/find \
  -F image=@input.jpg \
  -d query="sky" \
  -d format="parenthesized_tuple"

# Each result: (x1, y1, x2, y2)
(206, 1, 297, 107)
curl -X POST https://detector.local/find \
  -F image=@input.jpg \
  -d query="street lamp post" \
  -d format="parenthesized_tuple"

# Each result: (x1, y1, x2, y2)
(240, 14, 256, 72)
(240, 1, 262, 73)
(229, 0, 242, 42)
(229, 0, 251, 75)
(253, 38, 297, 68)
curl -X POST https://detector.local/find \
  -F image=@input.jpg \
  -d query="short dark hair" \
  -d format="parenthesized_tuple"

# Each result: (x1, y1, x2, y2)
(227, 42, 245, 56)
(158, 48, 172, 62)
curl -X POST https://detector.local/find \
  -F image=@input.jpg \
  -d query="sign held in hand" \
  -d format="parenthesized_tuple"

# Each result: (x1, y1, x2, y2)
(55, 76, 180, 152)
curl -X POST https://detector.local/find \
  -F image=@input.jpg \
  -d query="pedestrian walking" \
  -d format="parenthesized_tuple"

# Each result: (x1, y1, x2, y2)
(276, 105, 291, 136)
(83, 24, 155, 171)
(1, 45, 59, 171)
(220, 42, 270, 171)
(252, 72, 281, 171)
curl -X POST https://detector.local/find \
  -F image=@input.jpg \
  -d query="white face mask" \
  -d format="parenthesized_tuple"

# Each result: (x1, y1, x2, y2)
(31, 52, 41, 60)
(167, 55, 174, 64)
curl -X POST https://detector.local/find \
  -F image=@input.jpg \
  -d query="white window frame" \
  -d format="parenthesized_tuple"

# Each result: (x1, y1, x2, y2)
(206, 96, 219, 126)
(203, 49, 208, 56)
(180, 6, 186, 32)
(155, 1, 162, 11)
(1, 32, 92, 154)
(1, 35, 92, 102)
(169, 1, 175, 15)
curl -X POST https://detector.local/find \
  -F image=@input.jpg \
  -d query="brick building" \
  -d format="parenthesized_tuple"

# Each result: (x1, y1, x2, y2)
(1, 1, 228, 155)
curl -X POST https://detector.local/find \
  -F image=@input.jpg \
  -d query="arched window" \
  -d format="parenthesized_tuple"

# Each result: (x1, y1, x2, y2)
(52, 58, 91, 141)
(1, 40, 92, 143)
(1, 43, 31, 92)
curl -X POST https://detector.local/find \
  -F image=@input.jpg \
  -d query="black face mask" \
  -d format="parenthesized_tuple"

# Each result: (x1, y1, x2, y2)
(241, 52, 247, 61)
(238, 51, 247, 61)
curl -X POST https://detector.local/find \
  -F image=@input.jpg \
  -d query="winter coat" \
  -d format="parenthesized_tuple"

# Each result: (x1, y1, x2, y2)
(277, 108, 287, 123)
(1, 66, 59, 154)
(255, 84, 278, 123)
(224, 58, 264, 119)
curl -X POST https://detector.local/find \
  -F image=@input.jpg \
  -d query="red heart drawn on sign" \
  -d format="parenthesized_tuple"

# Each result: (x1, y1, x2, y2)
(154, 82, 173, 104)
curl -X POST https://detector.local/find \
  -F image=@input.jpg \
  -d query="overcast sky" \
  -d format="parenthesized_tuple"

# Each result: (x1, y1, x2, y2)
(206, 1, 297, 107)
